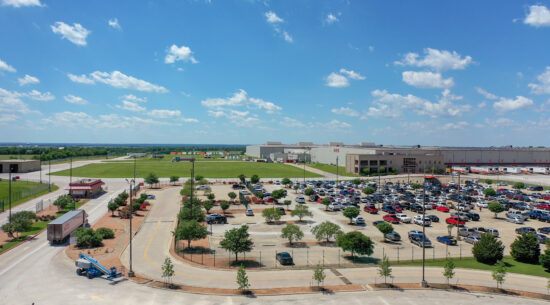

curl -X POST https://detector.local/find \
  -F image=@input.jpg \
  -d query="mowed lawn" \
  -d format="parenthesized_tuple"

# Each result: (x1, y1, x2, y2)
(50, 161, 322, 178)
(0, 180, 58, 208)
(307, 162, 358, 177)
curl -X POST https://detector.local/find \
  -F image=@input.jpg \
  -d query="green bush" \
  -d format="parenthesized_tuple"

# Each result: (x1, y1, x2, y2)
(132, 202, 141, 212)
(75, 228, 103, 248)
(96, 227, 115, 239)
(483, 188, 496, 197)
(510, 233, 540, 264)
(363, 187, 375, 194)
(472, 234, 504, 265)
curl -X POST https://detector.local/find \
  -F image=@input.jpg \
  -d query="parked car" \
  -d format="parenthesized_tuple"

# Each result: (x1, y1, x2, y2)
(295, 196, 306, 204)
(364, 204, 379, 214)
(239, 190, 251, 196)
(245, 209, 254, 216)
(426, 215, 439, 223)
(372, 220, 385, 227)
(352, 216, 366, 225)
(383, 214, 400, 224)
(465, 235, 481, 245)
(232, 184, 246, 190)
(467, 212, 480, 221)
(476, 201, 488, 208)
(409, 233, 432, 247)
(206, 213, 227, 224)
(436, 205, 450, 212)
(537, 234, 548, 244)
(196, 185, 211, 190)
(384, 231, 401, 242)
(395, 213, 412, 223)
(146, 194, 156, 199)
(515, 227, 536, 234)
(538, 227, 550, 234)
(278, 207, 286, 215)
(446, 216, 466, 226)
(458, 227, 481, 237)
(506, 216, 524, 224)
(413, 215, 431, 227)
(437, 235, 457, 245)
(276, 252, 294, 265)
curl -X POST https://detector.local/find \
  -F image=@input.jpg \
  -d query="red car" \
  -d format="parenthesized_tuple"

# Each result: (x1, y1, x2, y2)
(364, 204, 379, 214)
(543, 196, 550, 201)
(446, 216, 465, 226)
(392, 205, 403, 213)
(436, 206, 450, 212)
(536, 203, 550, 210)
(383, 214, 400, 224)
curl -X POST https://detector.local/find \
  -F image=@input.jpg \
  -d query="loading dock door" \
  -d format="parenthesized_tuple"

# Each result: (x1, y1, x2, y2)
(9, 164, 18, 173)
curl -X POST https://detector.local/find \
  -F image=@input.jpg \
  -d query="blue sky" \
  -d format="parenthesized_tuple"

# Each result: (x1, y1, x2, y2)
(1, 0, 550, 146)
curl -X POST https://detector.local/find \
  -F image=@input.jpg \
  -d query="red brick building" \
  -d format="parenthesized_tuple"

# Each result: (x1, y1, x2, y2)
(67, 179, 105, 198)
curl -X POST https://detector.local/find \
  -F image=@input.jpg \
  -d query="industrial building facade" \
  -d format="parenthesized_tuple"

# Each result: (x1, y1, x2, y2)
(0, 160, 41, 173)
(245, 142, 550, 174)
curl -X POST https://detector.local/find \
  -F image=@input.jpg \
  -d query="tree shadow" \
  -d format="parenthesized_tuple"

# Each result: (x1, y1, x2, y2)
(284, 242, 309, 248)
(179, 246, 211, 254)
(229, 260, 265, 268)
(342, 255, 380, 264)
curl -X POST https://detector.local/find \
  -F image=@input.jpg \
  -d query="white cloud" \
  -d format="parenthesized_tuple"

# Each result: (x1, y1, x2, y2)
(121, 94, 147, 103)
(395, 48, 473, 71)
(326, 13, 339, 24)
(325, 72, 350, 88)
(331, 107, 360, 117)
(478, 102, 487, 108)
(524, 5, 550, 27)
(42, 111, 97, 127)
(201, 89, 281, 114)
(441, 121, 469, 130)
(67, 71, 168, 93)
(0, 88, 32, 123)
(0, 59, 16, 72)
(265, 11, 283, 23)
(64, 94, 88, 105)
(475, 87, 498, 100)
(149, 109, 181, 118)
(484, 117, 518, 128)
(281, 117, 305, 128)
(528, 67, 550, 95)
(282, 31, 293, 43)
(402, 71, 454, 88)
(325, 119, 351, 129)
(116, 100, 146, 112)
(51, 22, 91, 46)
(1, 0, 43, 7)
(207, 109, 259, 126)
(181, 117, 199, 123)
(108, 18, 121, 30)
(165, 44, 198, 64)
(18, 74, 39, 86)
(26, 89, 54, 101)
(339, 68, 365, 80)
(493, 96, 534, 112)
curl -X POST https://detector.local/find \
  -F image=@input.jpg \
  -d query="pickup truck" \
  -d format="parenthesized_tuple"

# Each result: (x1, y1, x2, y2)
(383, 214, 400, 224)
(395, 213, 411, 223)
(363, 204, 378, 214)
(446, 216, 466, 226)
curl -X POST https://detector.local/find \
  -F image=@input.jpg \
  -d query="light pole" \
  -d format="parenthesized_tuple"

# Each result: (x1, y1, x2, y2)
(48, 159, 51, 192)
(336, 156, 339, 186)
(39, 155, 42, 184)
(421, 175, 428, 287)
(125, 177, 135, 277)
(69, 156, 73, 204)
(8, 170, 12, 223)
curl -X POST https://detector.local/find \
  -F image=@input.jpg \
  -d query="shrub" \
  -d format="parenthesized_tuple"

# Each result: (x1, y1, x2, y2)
(250, 175, 260, 184)
(483, 188, 496, 197)
(510, 233, 540, 264)
(513, 182, 525, 189)
(472, 234, 504, 265)
(132, 202, 141, 212)
(96, 227, 115, 239)
(363, 187, 375, 194)
(75, 228, 103, 248)
(376, 222, 394, 235)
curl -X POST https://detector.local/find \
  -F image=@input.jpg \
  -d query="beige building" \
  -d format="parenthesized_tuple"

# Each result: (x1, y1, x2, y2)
(346, 153, 444, 174)
(0, 160, 41, 173)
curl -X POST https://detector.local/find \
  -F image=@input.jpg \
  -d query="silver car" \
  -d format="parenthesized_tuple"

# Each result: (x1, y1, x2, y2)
(506, 216, 524, 224)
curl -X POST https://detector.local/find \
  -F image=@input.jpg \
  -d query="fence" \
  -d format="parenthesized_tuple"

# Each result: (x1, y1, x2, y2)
(0, 180, 53, 212)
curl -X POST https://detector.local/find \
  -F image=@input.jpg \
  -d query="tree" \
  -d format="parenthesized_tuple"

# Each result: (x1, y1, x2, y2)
(304, 188, 314, 196)
(228, 192, 237, 202)
(311, 221, 343, 243)
(1, 223, 15, 239)
(351, 178, 362, 186)
(281, 223, 304, 245)
(312, 263, 326, 287)
(376, 222, 394, 240)
(343, 207, 360, 224)
(207, 193, 215, 200)
(378, 255, 392, 284)
(238, 174, 246, 184)
(411, 183, 422, 190)
(220, 201, 230, 215)
(291, 204, 312, 221)
(74, 228, 103, 248)
(169, 176, 179, 185)
(250, 174, 260, 184)
(513, 182, 525, 189)
(363, 186, 375, 194)
(161, 257, 175, 288)
(540, 241, 550, 271)
(236, 264, 250, 293)
(271, 189, 286, 201)
(483, 188, 496, 197)
(282, 178, 291, 186)
(337, 231, 374, 258)
(510, 233, 540, 264)
(119, 191, 129, 201)
(488, 202, 505, 218)
(180, 185, 193, 197)
(443, 258, 456, 285)
(262, 207, 283, 223)
(53, 195, 72, 211)
(362, 168, 371, 176)
(203, 200, 213, 213)
(283, 200, 292, 210)
(145, 173, 159, 187)
(492, 261, 507, 288)
(220, 225, 254, 261)
(485, 179, 493, 185)
(108, 201, 119, 216)
(174, 220, 208, 248)
(194, 175, 204, 181)
(178, 205, 205, 222)
(321, 198, 331, 210)
(472, 234, 504, 265)
(293, 185, 299, 193)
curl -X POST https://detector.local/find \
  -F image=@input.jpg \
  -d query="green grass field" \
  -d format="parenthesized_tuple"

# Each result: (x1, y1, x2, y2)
(0, 155, 37, 160)
(393, 256, 550, 278)
(0, 180, 59, 210)
(105, 154, 243, 162)
(307, 162, 358, 177)
(50, 161, 322, 178)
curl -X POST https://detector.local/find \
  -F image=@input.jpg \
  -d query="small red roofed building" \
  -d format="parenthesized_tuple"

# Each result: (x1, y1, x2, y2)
(67, 179, 105, 198)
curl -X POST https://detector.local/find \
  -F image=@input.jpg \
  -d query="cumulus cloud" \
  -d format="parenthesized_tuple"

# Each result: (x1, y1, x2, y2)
(493, 96, 533, 112)
(325, 72, 349, 88)
(282, 31, 293, 43)
(528, 67, 550, 94)
(264, 11, 293, 43)
(42, 111, 97, 127)
(121, 94, 147, 103)
(64, 94, 88, 105)
(0, 88, 32, 123)
(324, 119, 351, 129)
(165, 44, 198, 64)
(331, 107, 360, 117)
(67, 71, 168, 93)
(395, 48, 473, 71)
(51, 22, 91, 46)
(339, 69, 365, 80)
(1, 0, 43, 7)
(475, 87, 498, 100)
(281, 117, 305, 128)
(202, 89, 281, 114)
(265, 11, 283, 23)
(441, 121, 469, 130)
(149, 109, 181, 118)
(108, 18, 121, 30)
(207, 109, 259, 126)
(325, 13, 339, 24)
(116, 100, 146, 112)
(18, 74, 39, 86)
(402, 71, 454, 88)
(26, 90, 54, 101)
(0, 59, 16, 72)
(524, 5, 550, 27)
(484, 117, 519, 128)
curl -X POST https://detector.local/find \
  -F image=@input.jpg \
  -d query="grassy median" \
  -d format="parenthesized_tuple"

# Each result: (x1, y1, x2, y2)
(307, 163, 359, 177)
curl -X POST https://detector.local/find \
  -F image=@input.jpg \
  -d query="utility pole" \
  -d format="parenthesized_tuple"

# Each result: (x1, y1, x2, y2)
(303, 151, 306, 185)
(69, 156, 73, 204)
(48, 159, 51, 192)
(421, 175, 427, 287)
(39, 155, 42, 184)
(127, 155, 137, 278)
(8, 170, 12, 223)
(336, 156, 339, 186)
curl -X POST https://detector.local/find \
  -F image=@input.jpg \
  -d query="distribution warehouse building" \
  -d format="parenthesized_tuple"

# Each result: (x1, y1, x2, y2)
(245, 142, 550, 175)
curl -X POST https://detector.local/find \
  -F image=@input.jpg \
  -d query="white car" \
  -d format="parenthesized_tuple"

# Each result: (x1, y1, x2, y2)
(196, 185, 211, 190)
(352, 216, 366, 225)
(506, 216, 524, 224)
(476, 201, 488, 208)
(295, 196, 306, 204)
(413, 215, 432, 226)
(328, 204, 342, 211)
(395, 213, 411, 223)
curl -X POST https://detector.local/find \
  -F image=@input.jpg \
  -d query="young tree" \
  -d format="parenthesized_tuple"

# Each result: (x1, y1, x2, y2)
(207, 193, 215, 201)
(161, 257, 175, 288)
(321, 198, 332, 210)
(53, 195, 72, 211)
(343, 206, 360, 224)
(280, 223, 304, 245)
(483, 188, 496, 197)
(304, 188, 314, 196)
(194, 175, 204, 182)
(312, 263, 326, 287)
(220, 200, 230, 215)
(447, 223, 455, 236)
(262, 207, 283, 223)
(363, 186, 375, 194)
(238, 174, 246, 184)
(271, 189, 286, 202)
(281, 178, 291, 186)
(337, 231, 374, 258)
(228, 192, 237, 202)
(472, 233, 504, 265)
(351, 178, 362, 186)
(283, 200, 292, 210)
(236, 264, 250, 293)
(376, 222, 394, 240)
(108, 201, 119, 216)
(169, 176, 179, 185)
(378, 255, 393, 284)
(203, 200, 214, 214)
(443, 258, 456, 285)
(513, 182, 525, 189)
(492, 261, 507, 288)
(145, 173, 159, 188)
(488, 202, 505, 218)
(250, 174, 260, 184)
(311, 221, 343, 243)
(173, 220, 208, 248)
(291, 204, 312, 222)
(362, 168, 371, 176)
(220, 225, 254, 261)
(510, 233, 540, 264)
(293, 184, 299, 193)
(485, 179, 493, 185)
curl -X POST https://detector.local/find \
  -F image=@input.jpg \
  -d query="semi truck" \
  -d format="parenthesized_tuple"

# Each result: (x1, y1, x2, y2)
(47, 210, 88, 244)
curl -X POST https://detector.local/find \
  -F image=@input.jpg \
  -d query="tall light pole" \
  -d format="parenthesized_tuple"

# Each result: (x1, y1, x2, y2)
(336, 156, 339, 186)
(48, 159, 51, 192)
(8, 170, 12, 223)
(125, 177, 135, 277)
(69, 156, 73, 204)
(39, 155, 42, 184)
(421, 175, 428, 287)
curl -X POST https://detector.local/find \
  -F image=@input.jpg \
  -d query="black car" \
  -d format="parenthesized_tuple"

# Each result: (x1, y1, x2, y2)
(232, 184, 246, 190)
(384, 231, 401, 242)
(539, 227, 550, 234)
(467, 212, 480, 221)
(372, 220, 385, 226)
(426, 215, 439, 223)
(539, 214, 550, 222)
(206, 213, 227, 224)
(276, 252, 293, 265)
(515, 227, 536, 234)
(410, 204, 423, 213)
